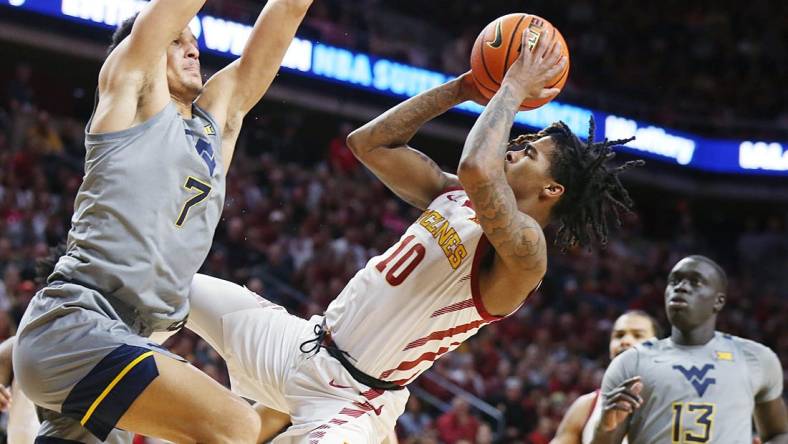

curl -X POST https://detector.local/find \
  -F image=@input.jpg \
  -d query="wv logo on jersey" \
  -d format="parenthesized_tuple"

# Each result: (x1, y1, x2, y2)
(673, 364, 716, 396)
(186, 129, 217, 175)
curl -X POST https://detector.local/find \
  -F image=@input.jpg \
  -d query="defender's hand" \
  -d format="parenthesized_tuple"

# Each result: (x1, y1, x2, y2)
(502, 26, 567, 101)
(600, 376, 644, 432)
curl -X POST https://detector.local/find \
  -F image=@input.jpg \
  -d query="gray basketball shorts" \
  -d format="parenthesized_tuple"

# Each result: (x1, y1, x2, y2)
(13, 281, 184, 441)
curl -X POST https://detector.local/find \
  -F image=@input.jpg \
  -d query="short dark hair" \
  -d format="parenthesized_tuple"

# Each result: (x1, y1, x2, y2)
(621, 309, 664, 339)
(108, 13, 140, 55)
(685, 255, 729, 292)
(509, 117, 643, 250)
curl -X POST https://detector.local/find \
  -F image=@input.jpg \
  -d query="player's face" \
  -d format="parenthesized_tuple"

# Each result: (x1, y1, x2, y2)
(505, 136, 562, 202)
(664, 258, 725, 330)
(609, 313, 655, 359)
(166, 28, 202, 100)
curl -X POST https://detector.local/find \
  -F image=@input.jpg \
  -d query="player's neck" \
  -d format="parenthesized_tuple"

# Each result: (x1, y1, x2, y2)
(671, 322, 716, 346)
(171, 95, 193, 119)
(519, 199, 550, 228)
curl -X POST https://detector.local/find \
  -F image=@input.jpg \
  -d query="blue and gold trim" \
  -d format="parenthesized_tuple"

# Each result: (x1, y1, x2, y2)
(61, 344, 159, 440)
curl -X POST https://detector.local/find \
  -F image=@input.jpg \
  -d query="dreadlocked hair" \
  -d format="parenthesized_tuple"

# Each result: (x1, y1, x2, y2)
(35, 242, 67, 285)
(509, 117, 644, 250)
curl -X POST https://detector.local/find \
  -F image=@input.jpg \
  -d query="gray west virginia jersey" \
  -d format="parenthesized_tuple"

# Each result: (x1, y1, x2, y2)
(602, 332, 783, 444)
(13, 102, 226, 441)
(51, 102, 225, 334)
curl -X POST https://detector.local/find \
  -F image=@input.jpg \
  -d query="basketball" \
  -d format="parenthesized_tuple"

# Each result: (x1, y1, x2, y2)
(470, 13, 570, 110)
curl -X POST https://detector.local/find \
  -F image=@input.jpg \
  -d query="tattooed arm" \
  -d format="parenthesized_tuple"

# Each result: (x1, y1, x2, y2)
(346, 74, 485, 210)
(458, 29, 566, 315)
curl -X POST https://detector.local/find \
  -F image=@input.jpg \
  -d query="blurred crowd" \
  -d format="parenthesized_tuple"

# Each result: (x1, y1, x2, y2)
(1, 59, 788, 444)
(202, 0, 788, 139)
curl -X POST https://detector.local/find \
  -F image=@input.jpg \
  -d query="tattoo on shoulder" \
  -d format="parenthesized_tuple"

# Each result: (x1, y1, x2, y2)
(466, 177, 544, 267)
(414, 150, 447, 177)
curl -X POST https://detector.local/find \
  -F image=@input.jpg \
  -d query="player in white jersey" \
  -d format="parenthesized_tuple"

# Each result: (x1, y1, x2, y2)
(550, 311, 661, 444)
(184, 29, 642, 442)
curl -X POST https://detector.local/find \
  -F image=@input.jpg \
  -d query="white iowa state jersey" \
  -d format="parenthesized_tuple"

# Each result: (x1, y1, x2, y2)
(325, 188, 527, 387)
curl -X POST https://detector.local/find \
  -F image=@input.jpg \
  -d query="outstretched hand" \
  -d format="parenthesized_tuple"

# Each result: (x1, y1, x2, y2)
(502, 26, 567, 101)
(600, 376, 644, 432)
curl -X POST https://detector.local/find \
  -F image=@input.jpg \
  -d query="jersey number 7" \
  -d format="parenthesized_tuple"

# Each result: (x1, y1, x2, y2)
(176, 176, 212, 227)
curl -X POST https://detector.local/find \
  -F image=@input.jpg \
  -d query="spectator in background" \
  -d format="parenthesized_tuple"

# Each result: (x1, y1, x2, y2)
(495, 377, 528, 440)
(397, 396, 432, 439)
(7, 63, 34, 110)
(25, 111, 63, 156)
(529, 417, 558, 444)
(436, 397, 480, 444)
(328, 122, 360, 174)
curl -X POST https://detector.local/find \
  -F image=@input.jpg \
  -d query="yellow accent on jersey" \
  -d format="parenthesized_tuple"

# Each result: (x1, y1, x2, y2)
(417, 210, 468, 269)
(80, 351, 155, 426)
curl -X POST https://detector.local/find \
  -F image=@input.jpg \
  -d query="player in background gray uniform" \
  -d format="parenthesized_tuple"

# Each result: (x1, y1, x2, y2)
(549, 310, 661, 444)
(11, 0, 312, 442)
(591, 255, 788, 444)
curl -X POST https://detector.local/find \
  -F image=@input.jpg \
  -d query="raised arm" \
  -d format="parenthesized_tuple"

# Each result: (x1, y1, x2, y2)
(197, 0, 313, 171)
(111, 0, 206, 70)
(93, 0, 207, 133)
(346, 74, 486, 209)
(457, 29, 565, 310)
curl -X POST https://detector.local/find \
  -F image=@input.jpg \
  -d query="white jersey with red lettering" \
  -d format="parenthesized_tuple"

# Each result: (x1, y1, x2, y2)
(325, 187, 525, 386)
(184, 188, 536, 442)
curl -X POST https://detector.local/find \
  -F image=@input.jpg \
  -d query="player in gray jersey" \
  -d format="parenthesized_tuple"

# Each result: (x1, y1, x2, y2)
(12, 0, 313, 442)
(550, 310, 661, 444)
(591, 255, 788, 444)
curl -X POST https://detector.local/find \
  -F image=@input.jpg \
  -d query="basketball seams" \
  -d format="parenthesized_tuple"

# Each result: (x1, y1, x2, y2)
(548, 60, 570, 88)
(501, 15, 528, 82)
(470, 13, 570, 109)
(478, 22, 501, 88)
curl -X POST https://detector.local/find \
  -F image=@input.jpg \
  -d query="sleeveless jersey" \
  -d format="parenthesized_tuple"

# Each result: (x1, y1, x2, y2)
(52, 102, 225, 334)
(325, 188, 530, 386)
(601, 332, 783, 444)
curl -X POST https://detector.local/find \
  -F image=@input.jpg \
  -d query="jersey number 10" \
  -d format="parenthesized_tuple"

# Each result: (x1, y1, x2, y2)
(376, 235, 426, 286)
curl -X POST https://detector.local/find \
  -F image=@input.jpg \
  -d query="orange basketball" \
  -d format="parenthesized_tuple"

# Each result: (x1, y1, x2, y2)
(470, 13, 570, 110)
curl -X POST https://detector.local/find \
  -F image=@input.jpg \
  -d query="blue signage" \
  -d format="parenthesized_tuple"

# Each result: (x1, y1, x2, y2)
(3, 0, 787, 176)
